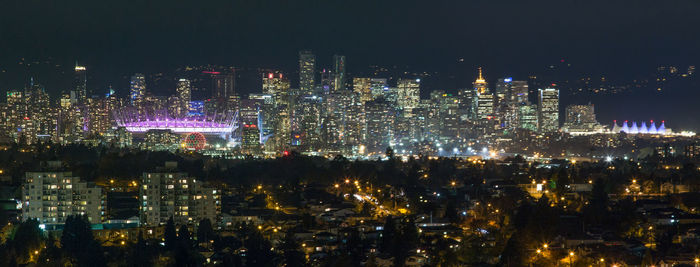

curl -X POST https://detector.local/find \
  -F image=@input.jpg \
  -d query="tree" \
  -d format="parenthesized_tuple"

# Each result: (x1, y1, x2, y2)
(585, 178, 609, 225)
(60, 215, 104, 266)
(380, 216, 396, 253)
(38, 233, 65, 266)
(127, 231, 152, 267)
(500, 232, 527, 267)
(245, 229, 275, 266)
(196, 219, 215, 245)
(164, 217, 178, 250)
(178, 225, 193, 248)
(10, 218, 43, 263)
(281, 231, 305, 267)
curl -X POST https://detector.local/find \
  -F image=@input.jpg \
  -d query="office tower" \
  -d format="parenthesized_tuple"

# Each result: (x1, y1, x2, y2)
(457, 87, 475, 121)
(369, 78, 388, 99)
(538, 87, 560, 132)
(343, 92, 365, 149)
(130, 73, 146, 107)
(22, 161, 103, 225)
(353, 78, 373, 103)
(364, 99, 394, 152)
(472, 68, 493, 119)
(510, 80, 529, 105)
(473, 67, 488, 94)
(299, 50, 316, 95)
(212, 72, 235, 99)
(320, 69, 334, 95)
(494, 77, 511, 103)
(518, 104, 538, 131)
(74, 63, 87, 103)
(25, 81, 55, 144)
(429, 92, 460, 142)
(293, 95, 322, 149)
(397, 78, 421, 115)
(333, 55, 346, 91)
(262, 72, 290, 96)
(562, 104, 603, 133)
(176, 79, 191, 117)
(85, 94, 118, 135)
(262, 72, 292, 152)
(239, 99, 261, 126)
(140, 162, 219, 226)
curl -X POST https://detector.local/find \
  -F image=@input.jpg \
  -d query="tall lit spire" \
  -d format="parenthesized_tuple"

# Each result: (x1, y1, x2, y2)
(476, 67, 486, 84)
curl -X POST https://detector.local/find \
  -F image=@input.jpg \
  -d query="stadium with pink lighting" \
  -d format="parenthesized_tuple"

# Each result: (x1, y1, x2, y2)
(114, 108, 238, 135)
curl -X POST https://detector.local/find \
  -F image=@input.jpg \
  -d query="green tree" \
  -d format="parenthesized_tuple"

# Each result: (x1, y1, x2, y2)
(380, 216, 396, 253)
(196, 218, 215, 244)
(60, 215, 104, 266)
(10, 218, 44, 263)
(281, 231, 305, 267)
(164, 217, 178, 250)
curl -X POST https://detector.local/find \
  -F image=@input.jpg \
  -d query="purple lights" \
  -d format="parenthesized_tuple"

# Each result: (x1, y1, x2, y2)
(115, 108, 237, 134)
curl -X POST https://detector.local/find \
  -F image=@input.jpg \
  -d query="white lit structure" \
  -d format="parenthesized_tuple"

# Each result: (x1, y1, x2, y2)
(140, 162, 220, 226)
(22, 161, 103, 225)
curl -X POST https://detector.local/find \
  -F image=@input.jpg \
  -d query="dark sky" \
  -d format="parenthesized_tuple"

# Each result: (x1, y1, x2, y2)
(1, 0, 700, 127)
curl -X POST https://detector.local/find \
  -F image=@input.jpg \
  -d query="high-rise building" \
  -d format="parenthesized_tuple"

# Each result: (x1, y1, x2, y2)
(510, 80, 529, 105)
(212, 72, 235, 99)
(176, 79, 191, 117)
(22, 161, 103, 225)
(518, 104, 538, 131)
(140, 162, 219, 226)
(353, 78, 373, 103)
(333, 55, 346, 91)
(562, 103, 604, 134)
(397, 78, 421, 115)
(538, 87, 560, 132)
(364, 99, 395, 152)
(494, 77, 511, 103)
(299, 50, 316, 95)
(473, 70, 494, 120)
(130, 73, 146, 107)
(74, 63, 87, 103)
(320, 69, 334, 95)
(262, 72, 290, 96)
(473, 67, 488, 95)
(369, 78, 388, 99)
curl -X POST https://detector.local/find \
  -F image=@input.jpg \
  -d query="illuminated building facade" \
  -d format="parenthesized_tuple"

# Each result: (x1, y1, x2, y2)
(22, 161, 103, 225)
(538, 87, 559, 132)
(397, 78, 421, 115)
(140, 162, 219, 226)
(353, 77, 373, 103)
(299, 50, 316, 95)
(333, 55, 346, 92)
(130, 73, 146, 107)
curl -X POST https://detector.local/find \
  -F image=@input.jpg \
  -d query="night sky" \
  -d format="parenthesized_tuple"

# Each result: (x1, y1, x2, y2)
(1, 0, 699, 127)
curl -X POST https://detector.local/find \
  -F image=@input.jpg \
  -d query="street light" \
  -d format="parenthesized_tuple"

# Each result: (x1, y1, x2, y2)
(569, 251, 574, 267)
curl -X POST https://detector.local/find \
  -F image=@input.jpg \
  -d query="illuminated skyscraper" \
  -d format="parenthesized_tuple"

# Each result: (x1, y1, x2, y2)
(518, 104, 538, 131)
(353, 78, 373, 103)
(212, 72, 235, 99)
(262, 72, 289, 96)
(538, 87, 559, 132)
(473, 68, 493, 119)
(299, 50, 316, 95)
(364, 98, 394, 152)
(176, 79, 191, 117)
(130, 73, 146, 107)
(333, 55, 346, 92)
(397, 78, 421, 115)
(510, 80, 529, 105)
(74, 63, 87, 103)
(369, 78, 388, 99)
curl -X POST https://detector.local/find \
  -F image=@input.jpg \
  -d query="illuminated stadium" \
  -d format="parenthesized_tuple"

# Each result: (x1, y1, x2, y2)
(114, 108, 238, 135)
